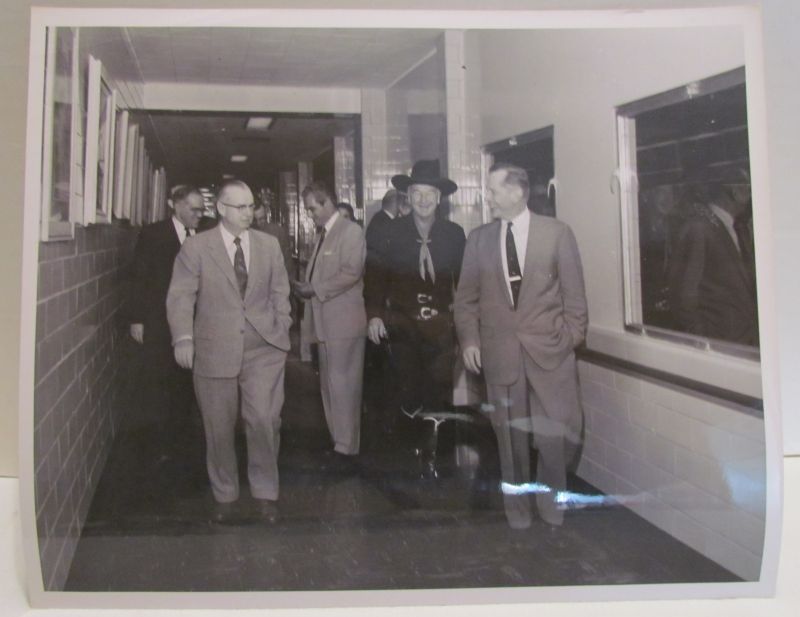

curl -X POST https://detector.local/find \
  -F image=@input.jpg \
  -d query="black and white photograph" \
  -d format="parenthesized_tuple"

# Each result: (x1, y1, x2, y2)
(18, 5, 782, 609)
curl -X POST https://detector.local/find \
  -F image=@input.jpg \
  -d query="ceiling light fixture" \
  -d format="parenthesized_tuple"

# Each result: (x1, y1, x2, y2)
(230, 155, 248, 163)
(245, 116, 274, 131)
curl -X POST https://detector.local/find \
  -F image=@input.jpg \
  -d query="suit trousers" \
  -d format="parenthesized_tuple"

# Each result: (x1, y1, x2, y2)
(485, 350, 582, 529)
(193, 322, 287, 503)
(140, 340, 194, 455)
(318, 337, 365, 455)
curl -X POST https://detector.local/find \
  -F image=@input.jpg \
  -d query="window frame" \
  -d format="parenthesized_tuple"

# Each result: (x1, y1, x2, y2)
(615, 66, 758, 361)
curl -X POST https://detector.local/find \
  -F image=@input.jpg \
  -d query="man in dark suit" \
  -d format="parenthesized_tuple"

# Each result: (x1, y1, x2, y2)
(362, 188, 410, 426)
(127, 184, 204, 460)
(167, 180, 292, 522)
(253, 202, 293, 278)
(293, 181, 367, 466)
(668, 174, 758, 346)
(454, 162, 588, 529)
(365, 188, 409, 272)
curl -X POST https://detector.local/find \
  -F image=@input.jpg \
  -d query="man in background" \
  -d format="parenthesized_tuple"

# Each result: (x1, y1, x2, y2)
(668, 168, 758, 346)
(253, 202, 293, 278)
(127, 184, 204, 462)
(293, 181, 367, 469)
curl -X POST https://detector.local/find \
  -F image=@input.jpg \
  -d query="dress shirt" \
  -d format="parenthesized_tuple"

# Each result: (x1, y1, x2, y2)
(500, 207, 531, 301)
(710, 204, 740, 253)
(219, 224, 251, 270)
(171, 216, 194, 245)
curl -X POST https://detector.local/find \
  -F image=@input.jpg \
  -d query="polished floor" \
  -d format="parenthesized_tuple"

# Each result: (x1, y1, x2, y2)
(64, 350, 739, 591)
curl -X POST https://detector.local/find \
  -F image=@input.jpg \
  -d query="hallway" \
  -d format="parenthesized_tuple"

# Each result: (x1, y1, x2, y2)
(63, 349, 738, 591)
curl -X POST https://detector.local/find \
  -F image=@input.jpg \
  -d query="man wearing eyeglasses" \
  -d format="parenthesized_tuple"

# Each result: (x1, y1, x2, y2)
(126, 184, 205, 463)
(167, 180, 292, 523)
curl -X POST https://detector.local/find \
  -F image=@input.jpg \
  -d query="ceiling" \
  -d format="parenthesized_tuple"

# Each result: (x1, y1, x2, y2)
(133, 110, 359, 188)
(82, 26, 444, 189)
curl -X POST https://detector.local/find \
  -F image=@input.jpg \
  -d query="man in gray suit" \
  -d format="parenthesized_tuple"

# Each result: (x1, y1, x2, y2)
(167, 180, 292, 522)
(454, 162, 587, 529)
(293, 181, 367, 467)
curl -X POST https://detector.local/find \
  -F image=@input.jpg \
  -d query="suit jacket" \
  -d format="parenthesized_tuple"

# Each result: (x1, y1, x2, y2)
(261, 221, 293, 276)
(126, 218, 182, 360)
(166, 226, 292, 378)
(304, 215, 367, 342)
(454, 213, 588, 385)
(365, 214, 465, 322)
(668, 208, 758, 345)
(365, 210, 394, 268)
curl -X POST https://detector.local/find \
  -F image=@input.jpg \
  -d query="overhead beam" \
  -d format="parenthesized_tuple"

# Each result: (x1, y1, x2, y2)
(143, 82, 361, 114)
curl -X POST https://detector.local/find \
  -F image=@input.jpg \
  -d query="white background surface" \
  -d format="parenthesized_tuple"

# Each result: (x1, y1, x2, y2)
(1, 0, 798, 613)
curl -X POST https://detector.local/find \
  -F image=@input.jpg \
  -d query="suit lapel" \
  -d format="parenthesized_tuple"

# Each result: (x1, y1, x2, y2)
(518, 213, 540, 305)
(209, 227, 241, 295)
(490, 220, 513, 307)
(310, 216, 343, 283)
(245, 233, 261, 301)
(709, 213, 751, 288)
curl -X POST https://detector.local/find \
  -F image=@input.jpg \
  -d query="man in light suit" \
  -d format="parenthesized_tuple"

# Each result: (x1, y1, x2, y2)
(293, 181, 367, 467)
(454, 162, 588, 529)
(167, 180, 292, 522)
(127, 185, 204, 460)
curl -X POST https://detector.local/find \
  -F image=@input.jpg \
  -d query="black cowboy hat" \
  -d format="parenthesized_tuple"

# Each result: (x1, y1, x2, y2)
(391, 159, 458, 197)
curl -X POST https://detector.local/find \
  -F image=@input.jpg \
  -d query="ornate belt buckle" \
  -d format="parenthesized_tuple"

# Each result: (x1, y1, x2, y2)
(419, 306, 438, 320)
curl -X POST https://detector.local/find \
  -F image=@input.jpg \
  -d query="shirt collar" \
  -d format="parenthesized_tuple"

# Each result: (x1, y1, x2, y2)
(171, 216, 189, 237)
(384, 210, 395, 220)
(323, 211, 340, 234)
(218, 222, 249, 247)
(710, 203, 734, 228)
(504, 206, 530, 229)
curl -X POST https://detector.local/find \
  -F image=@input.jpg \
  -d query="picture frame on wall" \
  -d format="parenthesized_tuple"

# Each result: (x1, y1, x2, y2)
(39, 26, 78, 241)
(112, 108, 129, 220)
(19, 5, 782, 611)
(83, 55, 116, 225)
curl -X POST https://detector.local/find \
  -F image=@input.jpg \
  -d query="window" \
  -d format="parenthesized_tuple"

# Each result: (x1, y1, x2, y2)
(617, 68, 757, 358)
(482, 126, 556, 223)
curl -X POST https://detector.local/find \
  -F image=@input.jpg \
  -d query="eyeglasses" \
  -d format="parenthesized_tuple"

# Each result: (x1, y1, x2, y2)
(219, 200, 256, 211)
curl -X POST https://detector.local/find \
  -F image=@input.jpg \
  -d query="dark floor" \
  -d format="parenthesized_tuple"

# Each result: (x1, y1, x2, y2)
(64, 348, 739, 591)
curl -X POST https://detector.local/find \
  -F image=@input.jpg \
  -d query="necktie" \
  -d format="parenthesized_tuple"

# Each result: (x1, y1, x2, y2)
(307, 227, 326, 281)
(506, 221, 522, 308)
(417, 236, 435, 283)
(233, 236, 247, 299)
(183, 226, 191, 244)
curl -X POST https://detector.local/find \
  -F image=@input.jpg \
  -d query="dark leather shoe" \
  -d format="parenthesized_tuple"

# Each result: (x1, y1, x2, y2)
(254, 498, 279, 524)
(322, 450, 359, 475)
(211, 500, 236, 524)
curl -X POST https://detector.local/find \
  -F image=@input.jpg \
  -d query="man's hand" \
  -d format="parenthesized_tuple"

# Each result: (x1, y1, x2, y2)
(462, 345, 482, 374)
(174, 340, 194, 369)
(291, 280, 316, 300)
(130, 323, 144, 344)
(367, 317, 387, 345)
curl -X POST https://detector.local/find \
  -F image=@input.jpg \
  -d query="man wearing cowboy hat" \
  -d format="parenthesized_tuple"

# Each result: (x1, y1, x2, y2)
(365, 160, 466, 432)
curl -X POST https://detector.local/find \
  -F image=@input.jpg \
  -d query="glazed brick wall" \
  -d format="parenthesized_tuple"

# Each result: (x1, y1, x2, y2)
(576, 359, 766, 581)
(33, 222, 138, 590)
